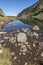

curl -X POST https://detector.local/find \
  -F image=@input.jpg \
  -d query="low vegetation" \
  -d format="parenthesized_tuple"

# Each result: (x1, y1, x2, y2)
(0, 46, 11, 65)
(19, 18, 43, 30)
(0, 16, 17, 22)
(0, 16, 17, 29)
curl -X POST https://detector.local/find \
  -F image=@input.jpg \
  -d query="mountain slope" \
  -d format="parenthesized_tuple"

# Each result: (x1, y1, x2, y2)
(0, 8, 5, 17)
(17, 0, 43, 30)
(17, 0, 43, 19)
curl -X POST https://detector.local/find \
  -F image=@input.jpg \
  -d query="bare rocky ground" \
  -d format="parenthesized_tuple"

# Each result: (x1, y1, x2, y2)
(0, 28, 43, 65)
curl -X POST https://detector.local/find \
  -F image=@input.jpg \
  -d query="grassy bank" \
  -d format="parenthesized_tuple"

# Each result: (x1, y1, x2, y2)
(19, 18, 43, 30)
(0, 16, 17, 22)
(0, 16, 17, 29)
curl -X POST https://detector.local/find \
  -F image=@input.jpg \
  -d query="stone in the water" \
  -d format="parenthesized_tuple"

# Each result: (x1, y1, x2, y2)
(17, 32, 27, 42)
(22, 28, 29, 32)
(33, 25, 40, 31)
(9, 23, 16, 27)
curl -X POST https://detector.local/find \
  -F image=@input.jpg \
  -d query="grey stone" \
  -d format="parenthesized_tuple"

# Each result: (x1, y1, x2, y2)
(17, 32, 27, 42)
(33, 32, 39, 37)
(33, 25, 40, 31)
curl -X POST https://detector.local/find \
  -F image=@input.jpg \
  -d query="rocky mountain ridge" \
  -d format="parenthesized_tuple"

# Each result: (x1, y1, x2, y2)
(17, 0, 43, 19)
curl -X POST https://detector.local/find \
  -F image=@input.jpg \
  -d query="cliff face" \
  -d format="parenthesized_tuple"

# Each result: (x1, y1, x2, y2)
(0, 8, 5, 17)
(17, 0, 43, 19)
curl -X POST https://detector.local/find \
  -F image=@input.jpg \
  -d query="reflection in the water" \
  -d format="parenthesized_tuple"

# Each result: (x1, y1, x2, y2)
(3, 20, 32, 32)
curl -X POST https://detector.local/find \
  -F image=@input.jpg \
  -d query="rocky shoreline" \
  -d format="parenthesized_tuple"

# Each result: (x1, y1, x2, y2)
(0, 28, 43, 65)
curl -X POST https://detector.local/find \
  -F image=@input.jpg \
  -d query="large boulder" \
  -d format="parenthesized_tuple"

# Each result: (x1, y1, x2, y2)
(33, 25, 40, 31)
(17, 32, 27, 42)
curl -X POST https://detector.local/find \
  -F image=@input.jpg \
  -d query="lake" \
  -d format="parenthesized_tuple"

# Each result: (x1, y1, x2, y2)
(2, 20, 43, 34)
(2, 20, 32, 32)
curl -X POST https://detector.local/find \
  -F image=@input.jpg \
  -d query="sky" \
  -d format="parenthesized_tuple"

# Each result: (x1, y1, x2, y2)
(0, 0, 38, 16)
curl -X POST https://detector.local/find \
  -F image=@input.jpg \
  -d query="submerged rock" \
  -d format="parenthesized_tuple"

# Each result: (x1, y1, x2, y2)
(33, 25, 40, 31)
(22, 28, 29, 32)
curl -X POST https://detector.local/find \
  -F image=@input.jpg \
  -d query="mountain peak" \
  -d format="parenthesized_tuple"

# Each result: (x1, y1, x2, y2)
(0, 8, 5, 17)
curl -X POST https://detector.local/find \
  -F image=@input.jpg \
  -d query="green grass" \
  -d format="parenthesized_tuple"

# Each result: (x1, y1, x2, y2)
(0, 46, 11, 65)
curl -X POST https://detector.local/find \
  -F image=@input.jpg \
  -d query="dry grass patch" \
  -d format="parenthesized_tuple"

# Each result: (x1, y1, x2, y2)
(0, 45, 11, 65)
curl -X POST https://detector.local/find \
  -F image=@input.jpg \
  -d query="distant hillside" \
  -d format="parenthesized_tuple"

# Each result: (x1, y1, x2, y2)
(0, 8, 17, 22)
(17, 0, 43, 19)
(0, 8, 5, 17)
